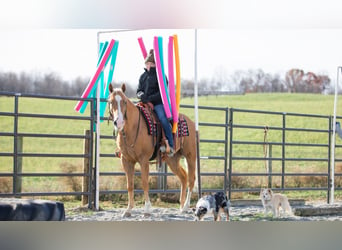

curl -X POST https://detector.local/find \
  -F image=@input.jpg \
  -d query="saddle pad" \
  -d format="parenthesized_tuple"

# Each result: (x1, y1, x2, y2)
(137, 105, 157, 135)
(177, 117, 189, 137)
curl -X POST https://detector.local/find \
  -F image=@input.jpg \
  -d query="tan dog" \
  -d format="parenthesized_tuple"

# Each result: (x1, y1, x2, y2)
(260, 188, 293, 217)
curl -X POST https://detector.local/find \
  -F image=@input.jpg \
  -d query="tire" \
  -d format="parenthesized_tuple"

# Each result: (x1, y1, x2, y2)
(0, 198, 65, 221)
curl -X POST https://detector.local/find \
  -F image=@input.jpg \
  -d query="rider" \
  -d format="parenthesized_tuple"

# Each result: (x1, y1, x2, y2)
(136, 49, 174, 156)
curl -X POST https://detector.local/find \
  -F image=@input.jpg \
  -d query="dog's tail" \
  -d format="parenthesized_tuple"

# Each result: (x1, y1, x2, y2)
(285, 200, 293, 215)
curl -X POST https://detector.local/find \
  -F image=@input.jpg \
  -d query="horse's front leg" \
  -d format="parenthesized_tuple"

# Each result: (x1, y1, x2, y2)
(140, 160, 152, 216)
(122, 158, 135, 218)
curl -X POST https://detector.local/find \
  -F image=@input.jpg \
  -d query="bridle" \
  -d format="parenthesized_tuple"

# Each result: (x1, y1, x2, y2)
(108, 92, 141, 148)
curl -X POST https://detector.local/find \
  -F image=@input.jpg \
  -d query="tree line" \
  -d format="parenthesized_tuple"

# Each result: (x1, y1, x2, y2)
(0, 68, 332, 98)
(182, 68, 332, 96)
(0, 71, 89, 97)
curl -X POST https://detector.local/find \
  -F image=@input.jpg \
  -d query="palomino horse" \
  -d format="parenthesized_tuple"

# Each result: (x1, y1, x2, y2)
(108, 83, 197, 217)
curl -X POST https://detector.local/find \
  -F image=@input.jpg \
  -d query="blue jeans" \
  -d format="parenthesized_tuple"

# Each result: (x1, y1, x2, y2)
(154, 104, 173, 148)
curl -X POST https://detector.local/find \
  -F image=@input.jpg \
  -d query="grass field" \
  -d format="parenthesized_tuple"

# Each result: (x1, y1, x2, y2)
(1, 92, 342, 202)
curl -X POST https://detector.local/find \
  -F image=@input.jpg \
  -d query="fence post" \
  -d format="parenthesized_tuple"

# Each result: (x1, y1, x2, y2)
(282, 113, 286, 189)
(224, 107, 229, 196)
(15, 136, 23, 197)
(228, 108, 234, 200)
(327, 116, 332, 204)
(268, 144, 272, 188)
(82, 129, 91, 206)
(157, 161, 167, 191)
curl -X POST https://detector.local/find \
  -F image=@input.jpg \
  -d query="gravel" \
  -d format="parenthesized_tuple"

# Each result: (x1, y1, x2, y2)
(65, 202, 342, 221)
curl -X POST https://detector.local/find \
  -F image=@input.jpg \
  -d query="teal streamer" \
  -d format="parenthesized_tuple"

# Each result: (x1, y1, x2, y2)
(100, 40, 119, 118)
(158, 36, 172, 114)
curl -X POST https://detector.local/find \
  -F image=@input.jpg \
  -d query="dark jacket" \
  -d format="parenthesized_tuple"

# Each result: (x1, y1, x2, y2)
(136, 67, 162, 106)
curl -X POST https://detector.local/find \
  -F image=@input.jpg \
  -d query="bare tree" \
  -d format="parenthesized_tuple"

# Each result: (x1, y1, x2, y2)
(285, 68, 304, 93)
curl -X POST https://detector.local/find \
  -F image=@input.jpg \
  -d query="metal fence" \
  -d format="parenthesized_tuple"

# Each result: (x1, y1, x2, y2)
(228, 108, 342, 203)
(1, 92, 341, 206)
(0, 92, 95, 208)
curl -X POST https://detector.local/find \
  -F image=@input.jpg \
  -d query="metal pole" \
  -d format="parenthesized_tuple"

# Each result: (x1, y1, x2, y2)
(82, 129, 91, 206)
(328, 116, 332, 204)
(228, 108, 234, 200)
(268, 144, 272, 188)
(194, 29, 201, 198)
(13, 95, 19, 196)
(94, 32, 101, 210)
(224, 107, 229, 195)
(89, 99, 95, 208)
(330, 67, 340, 204)
(282, 113, 286, 190)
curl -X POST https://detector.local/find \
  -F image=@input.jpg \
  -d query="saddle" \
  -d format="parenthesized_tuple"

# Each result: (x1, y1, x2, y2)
(136, 102, 189, 161)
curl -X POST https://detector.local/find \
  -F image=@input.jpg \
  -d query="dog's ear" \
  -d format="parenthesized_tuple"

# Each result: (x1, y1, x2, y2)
(200, 207, 207, 213)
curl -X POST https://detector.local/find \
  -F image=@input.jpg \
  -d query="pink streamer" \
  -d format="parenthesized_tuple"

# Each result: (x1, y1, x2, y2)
(74, 39, 115, 112)
(138, 37, 147, 59)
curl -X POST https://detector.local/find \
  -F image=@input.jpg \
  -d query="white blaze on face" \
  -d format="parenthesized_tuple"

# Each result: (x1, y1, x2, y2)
(114, 94, 125, 131)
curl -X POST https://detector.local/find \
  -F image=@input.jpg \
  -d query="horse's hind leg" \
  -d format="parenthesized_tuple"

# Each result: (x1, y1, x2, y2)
(182, 152, 196, 212)
(166, 155, 188, 212)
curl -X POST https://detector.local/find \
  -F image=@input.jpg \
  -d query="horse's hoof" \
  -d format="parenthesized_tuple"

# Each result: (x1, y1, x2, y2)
(143, 212, 151, 218)
(180, 205, 189, 214)
(122, 211, 132, 218)
(179, 208, 186, 214)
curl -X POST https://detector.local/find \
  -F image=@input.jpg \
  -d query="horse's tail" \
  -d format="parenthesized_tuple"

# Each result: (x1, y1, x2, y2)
(184, 156, 199, 194)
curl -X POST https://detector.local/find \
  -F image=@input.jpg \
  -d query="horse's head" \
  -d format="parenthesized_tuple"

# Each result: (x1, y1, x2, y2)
(108, 83, 127, 131)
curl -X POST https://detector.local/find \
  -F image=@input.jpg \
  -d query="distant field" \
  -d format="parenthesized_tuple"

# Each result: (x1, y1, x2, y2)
(1, 93, 342, 199)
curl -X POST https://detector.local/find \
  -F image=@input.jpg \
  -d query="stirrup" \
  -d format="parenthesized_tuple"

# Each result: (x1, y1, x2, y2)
(164, 140, 175, 157)
(167, 147, 174, 157)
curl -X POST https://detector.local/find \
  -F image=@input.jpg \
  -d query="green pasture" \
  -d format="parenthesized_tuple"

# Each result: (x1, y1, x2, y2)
(1, 93, 342, 200)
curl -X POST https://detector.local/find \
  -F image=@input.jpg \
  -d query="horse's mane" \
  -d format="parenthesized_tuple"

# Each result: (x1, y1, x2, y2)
(109, 87, 127, 100)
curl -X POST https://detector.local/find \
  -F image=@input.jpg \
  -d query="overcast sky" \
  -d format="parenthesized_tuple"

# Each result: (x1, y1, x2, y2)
(1, 1, 342, 89)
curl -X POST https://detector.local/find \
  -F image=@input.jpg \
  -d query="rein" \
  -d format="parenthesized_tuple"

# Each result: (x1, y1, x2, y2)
(121, 107, 141, 148)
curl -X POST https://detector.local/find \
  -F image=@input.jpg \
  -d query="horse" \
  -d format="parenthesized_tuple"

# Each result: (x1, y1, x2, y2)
(108, 83, 197, 217)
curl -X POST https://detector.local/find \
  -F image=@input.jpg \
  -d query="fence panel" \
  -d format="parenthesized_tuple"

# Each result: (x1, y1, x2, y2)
(0, 92, 95, 208)
(228, 108, 333, 203)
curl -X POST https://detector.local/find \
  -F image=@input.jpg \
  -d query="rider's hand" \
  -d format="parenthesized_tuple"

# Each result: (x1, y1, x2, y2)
(147, 102, 154, 110)
(137, 91, 144, 99)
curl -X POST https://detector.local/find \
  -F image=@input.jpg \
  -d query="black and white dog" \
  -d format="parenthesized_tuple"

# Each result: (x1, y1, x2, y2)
(193, 192, 230, 221)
